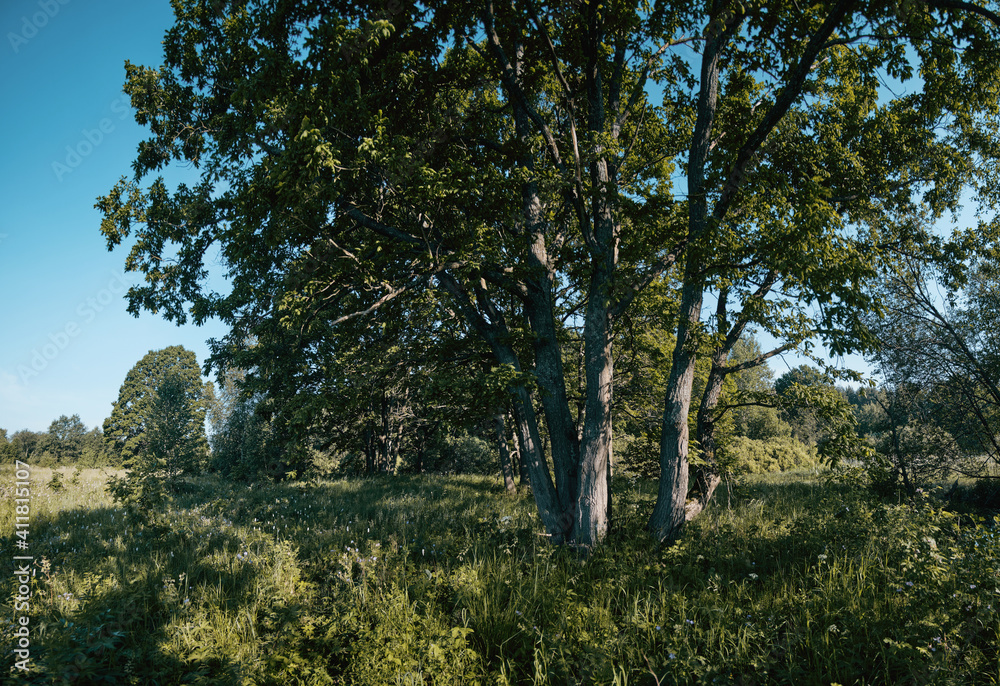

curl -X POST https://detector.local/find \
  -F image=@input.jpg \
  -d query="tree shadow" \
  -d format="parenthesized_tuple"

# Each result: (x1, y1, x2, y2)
(0, 503, 273, 684)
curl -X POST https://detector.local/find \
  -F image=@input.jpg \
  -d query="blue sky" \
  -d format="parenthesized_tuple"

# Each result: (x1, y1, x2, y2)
(0, 0, 228, 433)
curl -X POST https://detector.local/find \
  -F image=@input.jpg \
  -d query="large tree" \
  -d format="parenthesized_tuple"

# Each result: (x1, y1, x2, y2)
(99, 0, 1000, 546)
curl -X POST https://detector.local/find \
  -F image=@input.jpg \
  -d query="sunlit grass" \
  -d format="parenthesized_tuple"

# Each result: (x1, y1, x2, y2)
(1, 466, 998, 684)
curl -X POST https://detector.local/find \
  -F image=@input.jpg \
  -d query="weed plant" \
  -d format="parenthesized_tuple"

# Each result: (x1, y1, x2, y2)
(1, 467, 998, 684)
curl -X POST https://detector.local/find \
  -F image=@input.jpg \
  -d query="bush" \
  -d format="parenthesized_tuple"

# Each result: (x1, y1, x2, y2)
(720, 435, 819, 475)
(617, 434, 660, 479)
(440, 434, 496, 475)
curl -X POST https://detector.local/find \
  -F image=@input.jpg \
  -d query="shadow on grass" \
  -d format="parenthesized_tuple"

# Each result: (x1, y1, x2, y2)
(0, 502, 265, 684)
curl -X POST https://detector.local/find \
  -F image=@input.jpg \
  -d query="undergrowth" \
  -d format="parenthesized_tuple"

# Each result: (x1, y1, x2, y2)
(0, 467, 998, 684)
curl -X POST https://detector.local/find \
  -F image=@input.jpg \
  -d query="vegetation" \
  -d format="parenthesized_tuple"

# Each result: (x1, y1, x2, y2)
(96, 0, 1000, 546)
(3, 467, 1000, 684)
(9, 0, 1000, 679)
(102, 345, 209, 470)
(1, 418, 111, 469)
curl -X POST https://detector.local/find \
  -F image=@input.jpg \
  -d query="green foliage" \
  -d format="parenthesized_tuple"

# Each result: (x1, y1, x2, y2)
(146, 371, 209, 479)
(866, 258, 1000, 483)
(420, 433, 497, 477)
(735, 405, 793, 441)
(46, 470, 64, 492)
(45, 414, 87, 463)
(106, 350, 210, 523)
(210, 395, 276, 481)
(775, 366, 832, 446)
(720, 435, 819, 475)
(5, 469, 1000, 684)
(617, 434, 662, 480)
(103, 346, 208, 469)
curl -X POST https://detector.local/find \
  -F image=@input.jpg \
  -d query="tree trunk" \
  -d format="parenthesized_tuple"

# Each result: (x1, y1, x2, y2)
(648, 14, 724, 543)
(509, 382, 570, 540)
(496, 412, 517, 493)
(513, 36, 580, 513)
(648, 284, 702, 542)
(688, 360, 727, 521)
(514, 412, 529, 486)
(573, 217, 616, 548)
(573, 279, 614, 547)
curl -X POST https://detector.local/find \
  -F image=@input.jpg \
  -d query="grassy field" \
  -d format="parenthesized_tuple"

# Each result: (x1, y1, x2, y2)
(1, 466, 998, 685)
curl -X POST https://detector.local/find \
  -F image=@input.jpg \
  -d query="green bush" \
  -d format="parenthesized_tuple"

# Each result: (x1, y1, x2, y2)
(721, 435, 819, 474)
(617, 434, 660, 479)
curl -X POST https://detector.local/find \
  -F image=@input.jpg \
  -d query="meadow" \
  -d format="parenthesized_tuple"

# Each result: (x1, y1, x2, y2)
(1, 466, 998, 685)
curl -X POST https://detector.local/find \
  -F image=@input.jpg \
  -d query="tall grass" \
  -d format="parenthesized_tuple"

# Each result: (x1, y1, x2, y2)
(1, 467, 998, 684)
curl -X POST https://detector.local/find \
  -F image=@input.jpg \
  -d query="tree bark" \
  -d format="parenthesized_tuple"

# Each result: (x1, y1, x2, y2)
(648, 13, 724, 543)
(648, 284, 702, 542)
(574, 258, 615, 547)
(496, 412, 517, 493)
(688, 357, 727, 521)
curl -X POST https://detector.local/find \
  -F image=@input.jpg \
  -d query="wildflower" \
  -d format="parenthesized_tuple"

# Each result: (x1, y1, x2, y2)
(655, 625, 661, 631)
(748, 573, 759, 580)
(669, 653, 676, 659)
(906, 581, 914, 587)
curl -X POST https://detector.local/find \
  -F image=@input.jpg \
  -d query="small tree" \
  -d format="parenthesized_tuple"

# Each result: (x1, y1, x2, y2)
(147, 371, 208, 480)
(210, 394, 275, 480)
(104, 346, 207, 468)
(45, 414, 88, 463)
(106, 347, 208, 522)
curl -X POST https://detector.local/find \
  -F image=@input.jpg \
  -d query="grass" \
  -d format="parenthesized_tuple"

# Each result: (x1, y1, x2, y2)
(1, 466, 999, 684)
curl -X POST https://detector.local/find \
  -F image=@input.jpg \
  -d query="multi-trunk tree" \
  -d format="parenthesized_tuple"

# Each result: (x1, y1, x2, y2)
(99, 0, 1000, 547)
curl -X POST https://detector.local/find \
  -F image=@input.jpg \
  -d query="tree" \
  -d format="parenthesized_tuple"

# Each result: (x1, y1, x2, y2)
(207, 363, 281, 480)
(0, 429, 14, 462)
(866, 255, 1000, 476)
(45, 414, 88, 463)
(773, 366, 830, 446)
(9, 430, 43, 463)
(104, 346, 208, 470)
(79, 428, 111, 467)
(99, 0, 1000, 547)
(146, 371, 209, 480)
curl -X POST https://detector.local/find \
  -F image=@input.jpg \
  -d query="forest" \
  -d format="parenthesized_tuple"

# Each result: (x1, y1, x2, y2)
(3, 0, 1000, 683)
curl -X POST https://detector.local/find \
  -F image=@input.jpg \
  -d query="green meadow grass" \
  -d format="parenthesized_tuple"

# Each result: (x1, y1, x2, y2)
(1, 466, 998, 685)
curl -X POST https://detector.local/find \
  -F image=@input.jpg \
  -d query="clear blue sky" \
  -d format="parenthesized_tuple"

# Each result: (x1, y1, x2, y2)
(0, 0, 228, 433)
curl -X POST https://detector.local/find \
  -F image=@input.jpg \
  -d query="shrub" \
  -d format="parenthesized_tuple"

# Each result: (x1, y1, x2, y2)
(617, 434, 661, 479)
(720, 435, 819, 475)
